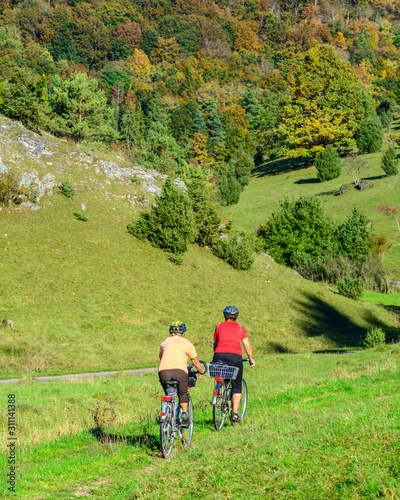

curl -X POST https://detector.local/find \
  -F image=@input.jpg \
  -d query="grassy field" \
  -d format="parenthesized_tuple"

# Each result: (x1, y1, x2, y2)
(0, 346, 399, 499)
(0, 115, 399, 379)
(225, 148, 400, 275)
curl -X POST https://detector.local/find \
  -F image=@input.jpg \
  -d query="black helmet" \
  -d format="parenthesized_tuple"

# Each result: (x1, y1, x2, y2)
(169, 321, 187, 336)
(223, 306, 239, 320)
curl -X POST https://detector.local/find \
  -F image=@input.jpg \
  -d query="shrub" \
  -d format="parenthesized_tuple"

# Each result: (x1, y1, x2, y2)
(361, 327, 386, 348)
(381, 146, 399, 176)
(335, 205, 373, 262)
(337, 276, 364, 300)
(315, 145, 341, 182)
(169, 253, 184, 265)
(59, 181, 76, 198)
(0, 174, 29, 206)
(127, 178, 197, 254)
(356, 114, 384, 154)
(74, 211, 88, 221)
(257, 196, 334, 267)
(218, 174, 241, 206)
(212, 233, 254, 270)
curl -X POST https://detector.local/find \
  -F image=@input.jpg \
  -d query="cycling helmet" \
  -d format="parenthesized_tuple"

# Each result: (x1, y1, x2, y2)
(169, 321, 187, 336)
(223, 306, 239, 320)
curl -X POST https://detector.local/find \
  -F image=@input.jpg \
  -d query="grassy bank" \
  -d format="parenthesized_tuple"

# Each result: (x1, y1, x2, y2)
(0, 347, 399, 498)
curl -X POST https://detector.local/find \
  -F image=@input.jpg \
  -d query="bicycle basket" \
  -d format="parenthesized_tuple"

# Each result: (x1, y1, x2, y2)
(208, 364, 239, 380)
(188, 375, 197, 388)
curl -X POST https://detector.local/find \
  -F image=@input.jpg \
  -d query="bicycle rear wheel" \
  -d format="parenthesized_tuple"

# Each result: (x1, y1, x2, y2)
(213, 382, 229, 431)
(180, 393, 193, 447)
(160, 405, 174, 458)
(238, 378, 248, 420)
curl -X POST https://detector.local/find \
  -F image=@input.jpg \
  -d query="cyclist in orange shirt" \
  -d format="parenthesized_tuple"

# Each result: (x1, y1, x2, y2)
(159, 321, 204, 427)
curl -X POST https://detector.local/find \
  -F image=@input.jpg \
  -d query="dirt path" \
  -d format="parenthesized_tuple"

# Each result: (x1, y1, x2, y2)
(0, 367, 158, 385)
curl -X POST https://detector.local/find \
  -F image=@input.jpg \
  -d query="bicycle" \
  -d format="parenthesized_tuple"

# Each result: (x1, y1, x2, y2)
(209, 358, 251, 431)
(159, 361, 206, 459)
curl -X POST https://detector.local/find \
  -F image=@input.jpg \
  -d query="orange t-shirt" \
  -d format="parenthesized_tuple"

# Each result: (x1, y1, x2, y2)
(158, 336, 197, 373)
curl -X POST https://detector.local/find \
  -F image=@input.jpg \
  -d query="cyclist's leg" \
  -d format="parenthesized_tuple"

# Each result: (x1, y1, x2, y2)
(229, 360, 243, 415)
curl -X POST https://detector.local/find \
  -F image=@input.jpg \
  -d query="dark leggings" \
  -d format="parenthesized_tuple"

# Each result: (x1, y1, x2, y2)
(212, 353, 243, 394)
(159, 369, 189, 405)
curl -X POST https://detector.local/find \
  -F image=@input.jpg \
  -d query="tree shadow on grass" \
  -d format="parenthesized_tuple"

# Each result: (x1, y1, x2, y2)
(294, 177, 320, 185)
(262, 341, 295, 354)
(292, 292, 400, 348)
(253, 156, 312, 178)
(363, 174, 386, 181)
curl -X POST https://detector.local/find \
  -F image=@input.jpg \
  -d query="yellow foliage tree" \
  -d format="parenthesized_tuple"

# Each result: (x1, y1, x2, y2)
(191, 132, 212, 164)
(152, 37, 180, 63)
(130, 48, 151, 79)
(335, 31, 347, 50)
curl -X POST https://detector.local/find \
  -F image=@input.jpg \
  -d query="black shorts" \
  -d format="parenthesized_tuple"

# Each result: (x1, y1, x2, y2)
(212, 353, 243, 394)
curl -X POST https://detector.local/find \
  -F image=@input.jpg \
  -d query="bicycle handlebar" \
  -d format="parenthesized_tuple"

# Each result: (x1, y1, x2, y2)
(188, 360, 208, 375)
(243, 358, 255, 367)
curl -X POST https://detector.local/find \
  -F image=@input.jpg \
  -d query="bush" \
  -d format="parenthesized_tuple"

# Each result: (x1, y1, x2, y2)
(74, 211, 88, 221)
(212, 233, 254, 270)
(315, 145, 341, 182)
(257, 196, 334, 267)
(335, 205, 373, 262)
(337, 276, 364, 300)
(0, 174, 30, 206)
(169, 253, 184, 265)
(127, 178, 197, 254)
(356, 114, 384, 154)
(59, 181, 76, 198)
(361, 327, 386, 348)
(218, 174, 241, 206)
(381, 146, 399, 176)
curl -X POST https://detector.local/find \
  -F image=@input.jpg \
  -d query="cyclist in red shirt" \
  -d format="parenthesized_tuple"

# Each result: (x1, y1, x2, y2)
(212, 306, 255, 423)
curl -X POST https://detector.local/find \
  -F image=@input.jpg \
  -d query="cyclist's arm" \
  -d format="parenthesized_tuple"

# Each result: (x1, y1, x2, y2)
(242, 337, 255, 367)
(159, 347, 164, 360)
(191, 356, 205, 374)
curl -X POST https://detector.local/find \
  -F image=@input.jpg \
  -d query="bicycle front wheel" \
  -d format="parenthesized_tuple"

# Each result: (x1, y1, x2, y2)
(238, 378, 248, 420)
(180, 393, 193, 447)
(160, 405, 174, 459)
(213, 382, 229, 431)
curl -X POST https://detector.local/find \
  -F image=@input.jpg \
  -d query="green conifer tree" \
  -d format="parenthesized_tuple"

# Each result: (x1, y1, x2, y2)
(193, 109, 206, 136)
(381, 146, 399, 176)
(241, 91, 261, 129)
(315, 145, 341, 182)
(356, 114, 384, 154)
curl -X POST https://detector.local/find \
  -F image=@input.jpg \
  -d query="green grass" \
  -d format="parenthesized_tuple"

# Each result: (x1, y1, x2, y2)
(0, 116, 399, 379)
(1, 347, 399, 498)
(225, 149, 400, 275)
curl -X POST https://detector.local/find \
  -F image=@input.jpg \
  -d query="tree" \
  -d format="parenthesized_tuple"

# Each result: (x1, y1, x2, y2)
(151, 37, 180, 63)
(0, 69, 46, 129)
(127, 178, 197, 254)
(130, 49, 151, 79)
(314, 145, 341, 182)
(229, 148, 254, 188)
(356, 114, 384, 154)
(346, 154, 372, 186)
(240, 90, 261, 129)
(113, 21, 142, 49)
(335, 205, 373, 262)
(381, 146, 399, 176)
(48, 72, 117, 143)
(276, 45, 371, 157)
(376, 205, 400, 237)
(203, 99, 226, 150)
(193, 109, 207, 135)
(257, 196, 334, 267)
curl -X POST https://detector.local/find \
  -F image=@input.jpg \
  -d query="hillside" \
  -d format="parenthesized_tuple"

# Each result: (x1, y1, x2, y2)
(226, 144, 400, 276)
(0, 116, 399, 380)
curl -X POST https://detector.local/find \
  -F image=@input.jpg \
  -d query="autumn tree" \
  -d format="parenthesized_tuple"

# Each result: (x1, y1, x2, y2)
(276, 45, 371, 157)
(130, 48, 151, 79)
(151, 36, 180, 63)
(113, 21, 142, 49)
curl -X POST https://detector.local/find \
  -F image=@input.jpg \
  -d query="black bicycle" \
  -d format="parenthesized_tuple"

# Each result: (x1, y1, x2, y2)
(159, 362, 206, 458)
(209, 358, 251, 431)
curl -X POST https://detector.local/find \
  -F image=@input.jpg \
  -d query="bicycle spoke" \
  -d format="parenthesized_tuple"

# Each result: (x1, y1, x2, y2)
(238, 378, 248, 420)
(180, 394, 193, 447)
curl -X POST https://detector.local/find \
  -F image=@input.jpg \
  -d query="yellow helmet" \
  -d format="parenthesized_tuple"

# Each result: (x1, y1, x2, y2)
(169, 322, 186, 336)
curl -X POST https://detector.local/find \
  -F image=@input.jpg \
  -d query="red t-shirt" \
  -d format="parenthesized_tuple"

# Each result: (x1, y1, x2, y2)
(214, 321, 248, 356)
